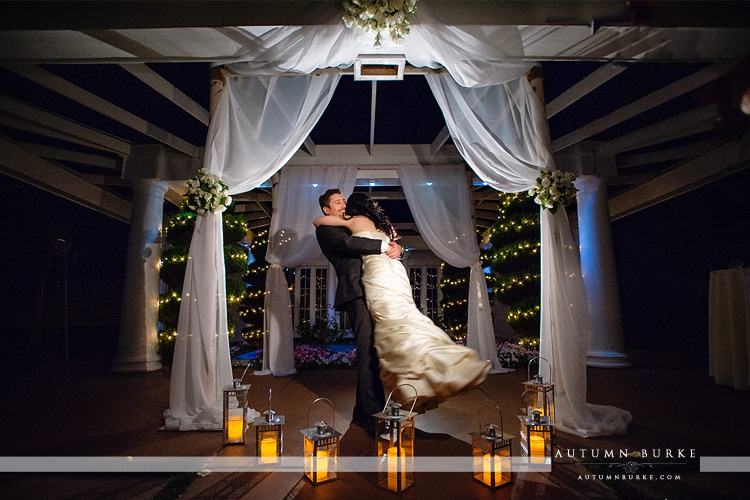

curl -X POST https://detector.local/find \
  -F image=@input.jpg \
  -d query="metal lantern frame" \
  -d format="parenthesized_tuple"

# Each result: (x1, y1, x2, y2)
(518, 402, 555, 466)
(300, 397, 341, 485)
(253, 388, 284, 463)
(373, 384, 418, 493)
(470, 400, 514, 489)
(522, 356, 555, 428)
(222, 379, 251, 445)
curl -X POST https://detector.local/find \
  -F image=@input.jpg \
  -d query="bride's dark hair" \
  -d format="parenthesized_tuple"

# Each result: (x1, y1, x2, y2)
(346, 192, 398, 240)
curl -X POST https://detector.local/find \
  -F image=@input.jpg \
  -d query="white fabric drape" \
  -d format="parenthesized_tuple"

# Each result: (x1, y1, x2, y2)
(427, 74, 630, 437)
(259, 165, 358, 376)
(165, 74, 339, 429)
(166, 16, 630, 437)
(164, 213, 231, 430)
(398, 164, 507, 373)
(540, 210, 633, 437)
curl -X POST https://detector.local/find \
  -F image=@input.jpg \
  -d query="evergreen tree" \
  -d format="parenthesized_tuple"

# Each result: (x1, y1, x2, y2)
(484, 192, 541, 339)
(157, 210, 249, 364)
(438, 262, 471, 340)
(238, 229, 269, 349)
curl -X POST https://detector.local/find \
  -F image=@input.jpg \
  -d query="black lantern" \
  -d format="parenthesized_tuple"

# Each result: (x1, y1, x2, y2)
(222, 379, 250, 445)
(300, 397, 341, 484)
(373, 385, 418, 492)
(470, 400, 513, 488)
(253, 388, 284, 463)
(522, 356, 555, 429)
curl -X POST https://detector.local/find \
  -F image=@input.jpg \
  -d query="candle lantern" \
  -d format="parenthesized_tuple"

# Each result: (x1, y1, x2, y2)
(518, 400, 555, 466)
(470, 400, 513, 489)
(522, 356, 555, 430)
(253, 388, 284, 463)
(222, 378, 250, 445)
(373, 385, 418, 493)
(300, 398, 341, 484)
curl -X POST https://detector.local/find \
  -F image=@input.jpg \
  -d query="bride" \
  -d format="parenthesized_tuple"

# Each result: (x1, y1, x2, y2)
(314, 193, 490, 407)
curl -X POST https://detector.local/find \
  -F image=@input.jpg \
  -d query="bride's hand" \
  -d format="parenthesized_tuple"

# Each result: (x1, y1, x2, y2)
(385, 241, 402, 260)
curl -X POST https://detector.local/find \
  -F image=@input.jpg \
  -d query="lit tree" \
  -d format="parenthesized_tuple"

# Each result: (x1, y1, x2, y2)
(157, 210, 249, 364)
(483, 192, 541, 339)
(238, 229, 269, 349)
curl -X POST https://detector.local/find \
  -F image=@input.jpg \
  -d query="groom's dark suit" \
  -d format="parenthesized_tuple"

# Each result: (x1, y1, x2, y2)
(316, 225, 386, 422)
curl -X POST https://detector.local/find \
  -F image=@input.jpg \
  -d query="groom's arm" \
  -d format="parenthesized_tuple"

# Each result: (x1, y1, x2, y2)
(316, 225, 382, 258)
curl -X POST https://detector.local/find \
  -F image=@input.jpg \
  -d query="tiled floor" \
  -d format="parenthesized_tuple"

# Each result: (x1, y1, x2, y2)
(0, 351, 748, 500)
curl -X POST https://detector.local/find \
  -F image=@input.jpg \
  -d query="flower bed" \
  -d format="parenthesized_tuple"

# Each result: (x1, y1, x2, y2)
(231, 339, 539, 371)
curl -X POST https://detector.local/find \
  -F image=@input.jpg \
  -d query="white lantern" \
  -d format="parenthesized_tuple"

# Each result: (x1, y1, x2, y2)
(222, 379, 250, 445)
(470, 400, 513, 488)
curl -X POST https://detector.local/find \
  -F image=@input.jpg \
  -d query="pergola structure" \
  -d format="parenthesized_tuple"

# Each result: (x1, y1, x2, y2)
(1, 1, 748, 378)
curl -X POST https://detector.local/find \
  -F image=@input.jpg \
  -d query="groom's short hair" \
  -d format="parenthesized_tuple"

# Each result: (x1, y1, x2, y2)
(319, 189, 341, 213)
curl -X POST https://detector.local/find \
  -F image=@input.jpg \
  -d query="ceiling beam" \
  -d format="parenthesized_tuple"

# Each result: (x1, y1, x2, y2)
(0, 95, 132, 155)
(81, 29, 166, 59)
(0, 137, 131, 223)
(430, 126, 451, 156)
(552, 61, 734, 152)
(546, 63, 628, 118)
(609, 132, 750, 220)
(119, 63, 209, 125)
(616, 139, 723, 169)
(368, 81, 377, 157)
(301, 137, 316, 157)
(4, 64, 201, 157)
(602, 104, 718, 155)
(6, 140, 119, 170)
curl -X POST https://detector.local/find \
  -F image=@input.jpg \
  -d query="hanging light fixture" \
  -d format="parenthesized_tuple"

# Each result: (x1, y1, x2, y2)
(470, 400, 513, 489)
(253, 388, 284, 463)
(300, 398, 341, 485)
(373, 385, 418, 492)
(222, 379, 250, 445)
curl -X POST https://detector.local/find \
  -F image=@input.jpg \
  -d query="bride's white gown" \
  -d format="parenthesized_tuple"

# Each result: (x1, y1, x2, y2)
(355, 231, 490, 405)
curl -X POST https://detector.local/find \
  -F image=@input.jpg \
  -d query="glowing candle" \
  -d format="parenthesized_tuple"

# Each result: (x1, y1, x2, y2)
(227, 416, 243, 442)
(259, 437, 277, 464)
(387, 446, 406, 491)
(529, 435, 545, 464)
(315, 449, 329, 482)
(482, 454, 502, 485)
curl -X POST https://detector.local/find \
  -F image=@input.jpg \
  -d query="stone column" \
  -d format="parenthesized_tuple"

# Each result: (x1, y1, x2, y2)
(575, 175, 631, 368)
(111, 179, 169, 372)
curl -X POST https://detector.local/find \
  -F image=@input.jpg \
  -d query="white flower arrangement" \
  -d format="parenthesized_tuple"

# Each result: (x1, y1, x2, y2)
(185, 168, 232, 215)
(528, 169, 577, 214)
(342, 0, 417, 46)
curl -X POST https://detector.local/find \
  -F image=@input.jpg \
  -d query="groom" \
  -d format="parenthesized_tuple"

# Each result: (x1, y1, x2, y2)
(316, 189, 402, 432)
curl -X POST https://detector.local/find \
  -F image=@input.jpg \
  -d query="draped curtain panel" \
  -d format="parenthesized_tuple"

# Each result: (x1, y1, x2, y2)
(398, 164, 507, 373)
(260, 165, 358, 376)
(166, 12, 630, 436)
(165, 74, 340, 429)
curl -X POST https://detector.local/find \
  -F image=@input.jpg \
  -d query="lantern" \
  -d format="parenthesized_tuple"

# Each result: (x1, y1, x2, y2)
(522, 356, 555, 430)
(518, 406, 554, 466)
(253, 388, 284, 463)
(222, 379, 250, 445)
(300, 398, 341, 484)
(470, 400, 513, 488)
(373, 385, 417, 493)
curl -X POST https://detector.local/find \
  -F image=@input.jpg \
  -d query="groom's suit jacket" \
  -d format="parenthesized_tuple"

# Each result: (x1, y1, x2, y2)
(315, 225, 382, 310)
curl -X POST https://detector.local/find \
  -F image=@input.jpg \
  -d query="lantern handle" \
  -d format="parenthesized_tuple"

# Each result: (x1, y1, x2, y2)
(478, 399, 504, 436)
(383, 384, 418, 416)
(306, 397, 336, 430)
(527, 356, 552, 383)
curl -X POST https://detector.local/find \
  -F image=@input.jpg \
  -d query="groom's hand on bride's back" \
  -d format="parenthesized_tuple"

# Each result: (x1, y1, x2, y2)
(385, 242, 402, 260)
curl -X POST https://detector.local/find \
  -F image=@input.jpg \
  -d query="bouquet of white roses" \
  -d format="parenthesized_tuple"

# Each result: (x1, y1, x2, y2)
(528, 168, 577, 214)
(342, 0, 417, 46)
(185, 168, 232, 215)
